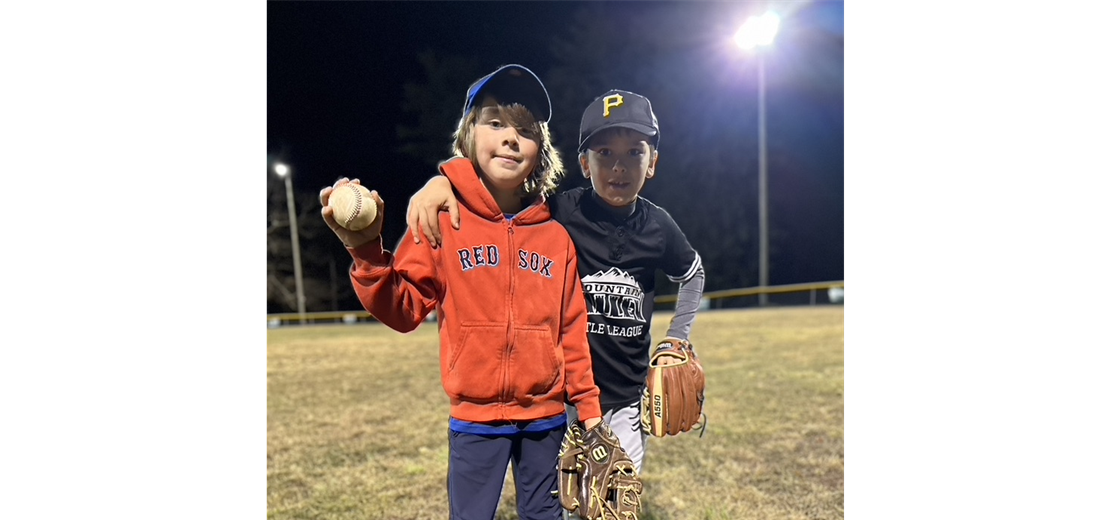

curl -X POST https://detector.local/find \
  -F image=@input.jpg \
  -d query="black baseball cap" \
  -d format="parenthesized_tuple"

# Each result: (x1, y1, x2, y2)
(464, 64, 551, 123)
(578, 89, 660, 152)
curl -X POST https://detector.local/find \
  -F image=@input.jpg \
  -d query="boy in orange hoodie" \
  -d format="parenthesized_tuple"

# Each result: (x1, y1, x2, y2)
(319, 64, 605, 520)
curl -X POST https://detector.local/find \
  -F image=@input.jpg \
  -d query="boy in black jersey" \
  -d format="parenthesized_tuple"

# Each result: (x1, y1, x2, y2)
(407, 90, 705, 473)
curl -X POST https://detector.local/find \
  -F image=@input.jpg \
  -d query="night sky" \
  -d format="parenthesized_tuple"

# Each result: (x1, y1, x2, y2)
(268, 2, 587, 191)
(267, 0, 845, 312)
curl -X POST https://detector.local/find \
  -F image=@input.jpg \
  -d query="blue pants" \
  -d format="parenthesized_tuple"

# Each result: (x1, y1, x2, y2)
(447, 426, 565, 520)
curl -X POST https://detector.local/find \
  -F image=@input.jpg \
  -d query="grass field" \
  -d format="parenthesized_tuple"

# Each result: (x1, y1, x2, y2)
(267, 306, 843, 520)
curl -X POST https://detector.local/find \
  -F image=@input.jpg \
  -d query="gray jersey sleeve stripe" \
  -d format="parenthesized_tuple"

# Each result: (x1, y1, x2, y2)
(667, 252, 702, 284)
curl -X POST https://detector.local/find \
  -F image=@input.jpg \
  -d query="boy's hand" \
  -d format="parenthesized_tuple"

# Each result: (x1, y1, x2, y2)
(643, 338, 706, 437)
(405, 175, 460, 248)
(558, 420, 642, 520)
(656, 337, 687, 366)
(320, 177, 384, 249)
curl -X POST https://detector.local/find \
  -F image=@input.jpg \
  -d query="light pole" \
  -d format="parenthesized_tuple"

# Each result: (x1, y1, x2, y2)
(735, 12, 780, 306)
(275, 162, 306, 322)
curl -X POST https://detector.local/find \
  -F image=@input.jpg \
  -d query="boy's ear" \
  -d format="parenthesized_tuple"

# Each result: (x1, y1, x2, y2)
(578, 153, 591, 179)
(646, 150, 659, 179)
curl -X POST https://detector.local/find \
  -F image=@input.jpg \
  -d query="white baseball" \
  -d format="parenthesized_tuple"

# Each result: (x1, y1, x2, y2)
(328, 183, 377, 231)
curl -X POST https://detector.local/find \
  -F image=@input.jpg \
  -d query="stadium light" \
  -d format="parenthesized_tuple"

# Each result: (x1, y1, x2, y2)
(275, 162, 306, 322)
(735, 12, 779, 306)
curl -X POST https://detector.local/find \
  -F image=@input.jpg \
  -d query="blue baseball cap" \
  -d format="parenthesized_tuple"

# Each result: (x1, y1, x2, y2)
(464, 64, 551, 123)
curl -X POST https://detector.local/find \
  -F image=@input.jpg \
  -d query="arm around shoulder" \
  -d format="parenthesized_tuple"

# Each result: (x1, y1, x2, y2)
(406, 174, 460, 248)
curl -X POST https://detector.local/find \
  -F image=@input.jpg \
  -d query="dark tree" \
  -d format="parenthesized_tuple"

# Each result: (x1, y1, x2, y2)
(397, 51, 484, 167)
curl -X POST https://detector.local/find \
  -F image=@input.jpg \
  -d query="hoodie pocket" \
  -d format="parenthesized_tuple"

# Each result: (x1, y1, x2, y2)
(506, 325, 561, 399)
(444, 322, 505, 402)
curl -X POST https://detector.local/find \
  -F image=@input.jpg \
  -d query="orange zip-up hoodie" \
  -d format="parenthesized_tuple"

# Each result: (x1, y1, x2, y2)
(346, 157, 602, 424)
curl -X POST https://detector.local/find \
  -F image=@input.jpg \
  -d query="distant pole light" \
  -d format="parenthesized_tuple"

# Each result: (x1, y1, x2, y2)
(274, 162, 306, 322)
(734, 11, 780, 306)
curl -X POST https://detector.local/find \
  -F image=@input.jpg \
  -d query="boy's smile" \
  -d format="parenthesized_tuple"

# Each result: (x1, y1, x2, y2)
(473, 100, 539, 198)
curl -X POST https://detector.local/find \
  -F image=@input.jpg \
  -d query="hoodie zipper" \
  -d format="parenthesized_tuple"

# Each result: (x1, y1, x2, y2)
(502, 221, 516, 419)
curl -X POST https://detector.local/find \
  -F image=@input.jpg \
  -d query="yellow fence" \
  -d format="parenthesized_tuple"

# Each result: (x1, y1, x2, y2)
(266, 280, 844, 326)
(655, 279, 844, 304)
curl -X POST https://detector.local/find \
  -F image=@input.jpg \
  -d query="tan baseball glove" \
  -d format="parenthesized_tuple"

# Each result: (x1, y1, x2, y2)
(557, 421, 643, 520)
(641, 338, 706, 437)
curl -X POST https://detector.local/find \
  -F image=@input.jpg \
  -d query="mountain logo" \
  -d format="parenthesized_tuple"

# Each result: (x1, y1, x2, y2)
(581, 267, 645, 322)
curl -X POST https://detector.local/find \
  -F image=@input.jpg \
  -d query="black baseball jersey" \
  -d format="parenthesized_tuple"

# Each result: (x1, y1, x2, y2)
(550, 187, 702, 409)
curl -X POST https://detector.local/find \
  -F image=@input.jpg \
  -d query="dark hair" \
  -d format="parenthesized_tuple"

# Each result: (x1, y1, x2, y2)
(452, 98, 564, 197)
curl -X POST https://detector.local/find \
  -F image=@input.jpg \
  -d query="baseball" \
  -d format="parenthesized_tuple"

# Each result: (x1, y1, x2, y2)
(328, 183, 377, 231)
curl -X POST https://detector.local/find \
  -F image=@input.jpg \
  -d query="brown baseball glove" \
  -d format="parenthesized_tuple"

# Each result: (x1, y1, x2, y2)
(557, 421, 643, 520)
(641, 338, 706, 437)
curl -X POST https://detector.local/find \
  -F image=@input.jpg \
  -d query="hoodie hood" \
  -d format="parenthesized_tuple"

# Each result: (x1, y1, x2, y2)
(438, 157, 551, 225)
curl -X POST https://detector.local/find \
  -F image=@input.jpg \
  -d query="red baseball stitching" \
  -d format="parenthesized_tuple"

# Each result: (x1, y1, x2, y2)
(345, 185, 363, 228)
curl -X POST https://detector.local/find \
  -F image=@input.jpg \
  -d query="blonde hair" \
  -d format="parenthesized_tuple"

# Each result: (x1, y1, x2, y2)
(451, 99, 564, 197)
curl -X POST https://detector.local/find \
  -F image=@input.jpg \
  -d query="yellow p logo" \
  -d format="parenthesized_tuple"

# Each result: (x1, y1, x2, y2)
(602, 94, 624, 118)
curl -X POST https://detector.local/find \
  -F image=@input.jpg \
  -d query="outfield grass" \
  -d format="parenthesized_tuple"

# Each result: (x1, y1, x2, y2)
(267, 306, 843, 519)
